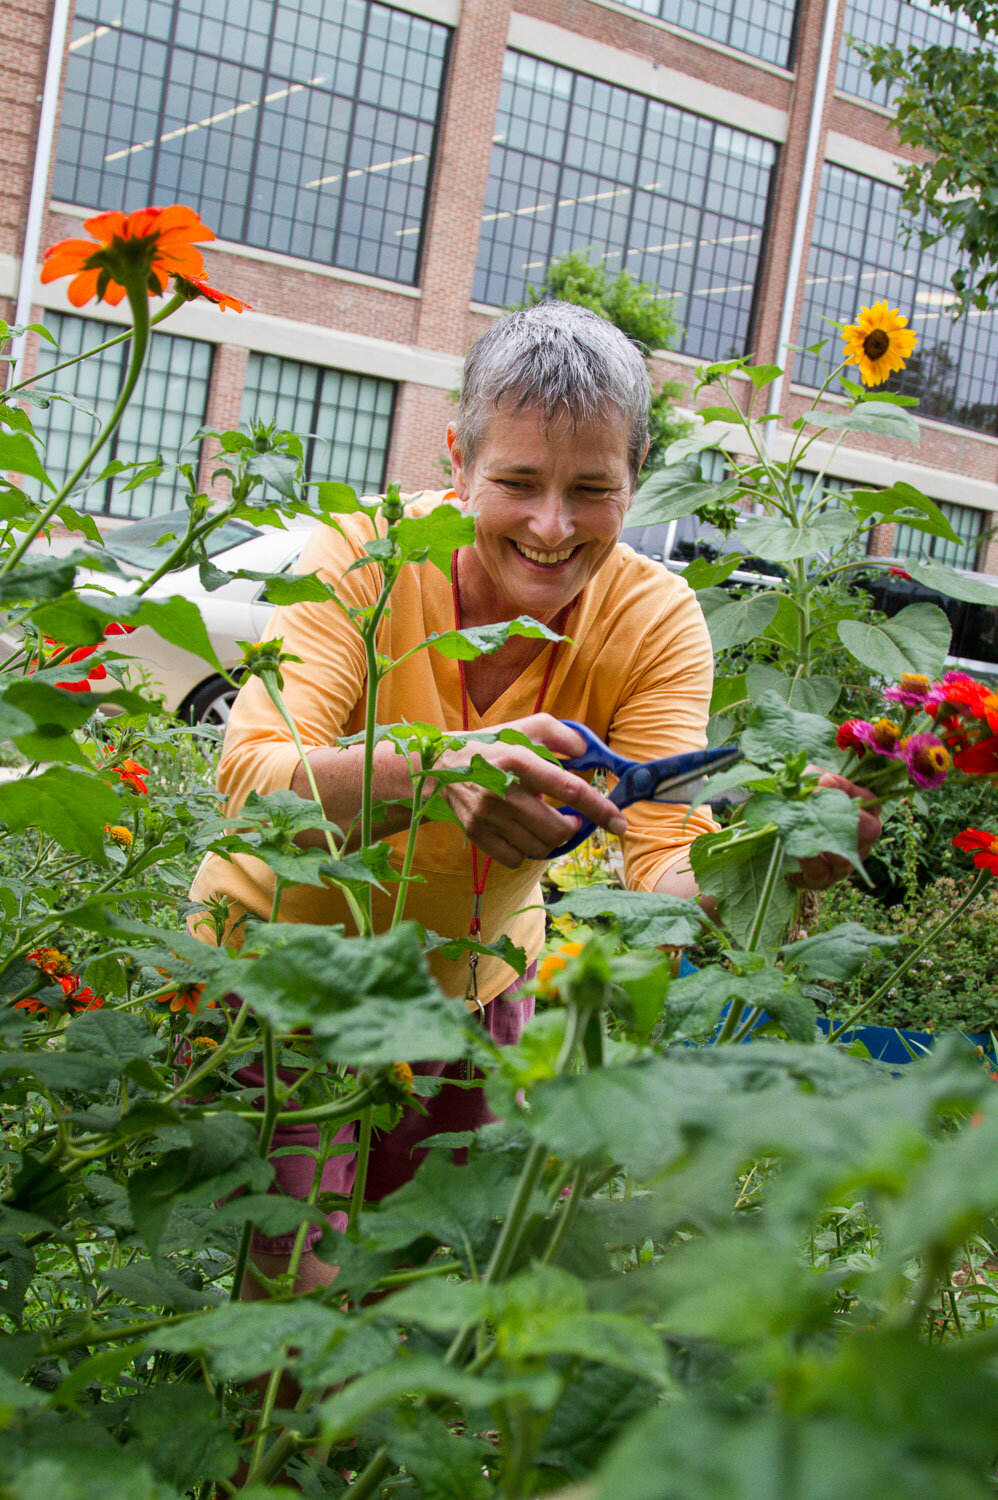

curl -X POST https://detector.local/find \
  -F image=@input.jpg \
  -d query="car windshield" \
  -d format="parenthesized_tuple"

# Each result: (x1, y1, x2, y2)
(104, 512, 261, 570)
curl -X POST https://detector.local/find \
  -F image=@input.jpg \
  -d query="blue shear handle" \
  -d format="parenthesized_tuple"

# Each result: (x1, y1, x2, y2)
(549, 721, 627, 859)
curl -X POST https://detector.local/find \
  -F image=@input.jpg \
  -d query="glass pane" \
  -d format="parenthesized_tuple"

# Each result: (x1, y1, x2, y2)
(53, 0, 451, 287)
(797, 163, 998, 436)
(611, 0, 797, 66)
(29, 312, 213, 518)
(241, 351, 395, 495)
(837, 0, 987, 105)
(474, 50, 776, 361)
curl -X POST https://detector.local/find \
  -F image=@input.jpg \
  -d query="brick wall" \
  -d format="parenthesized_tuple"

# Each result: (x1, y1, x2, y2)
(4, 0, 996, 540)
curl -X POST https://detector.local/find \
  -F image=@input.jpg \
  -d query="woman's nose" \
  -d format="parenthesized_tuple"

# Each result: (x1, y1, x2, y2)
(529, 491, 574, 546)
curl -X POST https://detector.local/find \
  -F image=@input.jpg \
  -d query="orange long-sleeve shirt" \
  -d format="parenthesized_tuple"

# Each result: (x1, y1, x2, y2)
(189, 492, 717, 1001)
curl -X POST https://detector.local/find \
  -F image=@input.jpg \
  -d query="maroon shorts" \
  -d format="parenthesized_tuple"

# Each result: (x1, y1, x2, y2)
(236, 965, 536, 1256)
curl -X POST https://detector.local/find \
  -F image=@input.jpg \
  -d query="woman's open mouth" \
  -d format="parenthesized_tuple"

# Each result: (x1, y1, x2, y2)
(511, 540, 581, 569)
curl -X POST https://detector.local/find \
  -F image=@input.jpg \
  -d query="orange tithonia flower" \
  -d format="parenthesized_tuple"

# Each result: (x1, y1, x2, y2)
(102, 758, 150, 795)
(41, 204, 215, 307)
(953, 828, 998, 875)
(537, 940, 585, 993)
(391, 1061, 414, 1093)
(27, 946, 74, 978)
(157, 978, 209, 1014)
(105, 824, 134, 848)
(842, 302, 918, 387)
(174, 273, 250, 313)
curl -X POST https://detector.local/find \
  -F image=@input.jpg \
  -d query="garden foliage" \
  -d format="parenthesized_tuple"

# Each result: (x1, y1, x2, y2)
(2, 222, 998, 1498)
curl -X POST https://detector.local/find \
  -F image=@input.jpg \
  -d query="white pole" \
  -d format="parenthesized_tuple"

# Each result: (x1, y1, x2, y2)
(764, 0, 841, 433)
(6, 0, 74, 387)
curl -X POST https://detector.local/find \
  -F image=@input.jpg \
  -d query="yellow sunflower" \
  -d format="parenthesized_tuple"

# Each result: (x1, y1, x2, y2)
(842, 301, 918, 387)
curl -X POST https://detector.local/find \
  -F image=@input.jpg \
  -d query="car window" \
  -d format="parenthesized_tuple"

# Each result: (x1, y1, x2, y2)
(105, 512, 261, 569)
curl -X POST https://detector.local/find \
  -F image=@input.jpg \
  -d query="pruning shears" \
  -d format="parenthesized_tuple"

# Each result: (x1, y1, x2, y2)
(551, 719, 742, 857)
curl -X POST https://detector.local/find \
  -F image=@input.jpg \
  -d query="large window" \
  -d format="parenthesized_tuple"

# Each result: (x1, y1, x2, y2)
(474, 52, 777, 362)
(895, 500, 985, 568)
(795, 164, 998, 435)
(240, 353, 395, 495)
(837, 0, 983, 104)
(30, 313, 213, 518)
(613, 0, 797, 68)
(54, 0, 450, 285)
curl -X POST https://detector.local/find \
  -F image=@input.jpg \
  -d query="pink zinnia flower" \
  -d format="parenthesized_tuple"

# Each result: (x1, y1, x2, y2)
(856, 717, 905, 759)
(902, 732, 951, 788)
(883, 673, 931, 708)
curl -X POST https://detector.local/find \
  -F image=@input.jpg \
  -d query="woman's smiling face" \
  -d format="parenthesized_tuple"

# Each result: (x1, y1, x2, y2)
(447, 400, 635, 624)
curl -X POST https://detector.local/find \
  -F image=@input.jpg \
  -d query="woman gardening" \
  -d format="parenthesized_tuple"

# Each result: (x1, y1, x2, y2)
(188, 302, 880, 1301)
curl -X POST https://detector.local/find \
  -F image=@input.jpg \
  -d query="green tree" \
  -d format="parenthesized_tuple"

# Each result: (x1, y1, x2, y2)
(513, 251, 689, 474)
(859, 0, 998, 313)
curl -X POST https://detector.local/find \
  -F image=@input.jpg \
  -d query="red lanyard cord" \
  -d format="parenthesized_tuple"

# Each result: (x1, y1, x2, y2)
(449, 551, 574, 939)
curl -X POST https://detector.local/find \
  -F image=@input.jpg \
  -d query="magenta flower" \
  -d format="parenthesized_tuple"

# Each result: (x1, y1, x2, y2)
(883, 673, 932, 709)
(901, 732, 951, 789)
(855, 717, 906, 760)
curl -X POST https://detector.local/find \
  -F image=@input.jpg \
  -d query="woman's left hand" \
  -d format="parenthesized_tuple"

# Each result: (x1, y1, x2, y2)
(790, 770, 882, 891)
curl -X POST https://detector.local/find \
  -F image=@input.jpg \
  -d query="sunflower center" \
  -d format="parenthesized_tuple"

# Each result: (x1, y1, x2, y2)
(863, 329, 890, 360)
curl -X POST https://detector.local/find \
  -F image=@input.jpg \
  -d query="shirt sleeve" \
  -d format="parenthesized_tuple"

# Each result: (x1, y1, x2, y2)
(607, 564, 719, 892)
(215, 513, 381, 817)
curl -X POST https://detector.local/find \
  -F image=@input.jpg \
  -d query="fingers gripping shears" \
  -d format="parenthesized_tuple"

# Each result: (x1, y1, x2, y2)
(551, 719, 742, 858)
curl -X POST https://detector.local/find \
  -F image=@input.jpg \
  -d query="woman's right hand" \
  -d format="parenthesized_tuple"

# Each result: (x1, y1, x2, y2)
(431, 713, 627, 868)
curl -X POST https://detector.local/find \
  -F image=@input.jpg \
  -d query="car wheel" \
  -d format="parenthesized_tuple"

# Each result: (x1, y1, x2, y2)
(181, 676, 239, 727)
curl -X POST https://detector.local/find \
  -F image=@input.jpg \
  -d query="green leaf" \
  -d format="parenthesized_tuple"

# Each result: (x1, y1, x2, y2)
(681, 554, 743, 589)
(535, 1363, 659, 1484)
(746, 362, 782, 390)
(0, 429, 53, 489)
(627, 463, 741, 528)
(737, 510, 857, 561)
(690, 824, 794, 949)
(127, 1115, 270, 1255)
(260, 570, 338, 606)
(0, 554, 82, 602)
(810, 400, 920, 444)
(667, 965, 816, 1042)
(904, 558, 998, 605)
(126, 1385, 240, 1493)
(549, 888, 707, 947)
(0, 767, 119, 860)
(709, 674, 746, 714)
(393, 503, 476, 576)
(217, 923, 469, 1066)
(422, 615, 566, 661)
(32, 593, 223, 670)
(761, 592, 799, 649)
(781, 922, 902, 981)
(245, 448, 300, 500)
(744, 788, 863, 873)
(744, 665, 840, 717)
(837, 601, 951, 679)
(694, 405, 742, 424)
(848, 482, 961, 542)
(421, 928, 528, 978)
(149, 1299, 346, 1380)
(314, 480, 363, 513)
(740, 691, 838, 764)
(99, 1263, 223, 1313)
(376, 1406, 492, 1500)
(698, 589, 778, 652)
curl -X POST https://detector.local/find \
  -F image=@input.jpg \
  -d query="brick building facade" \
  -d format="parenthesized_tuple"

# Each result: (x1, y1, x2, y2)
(2, 0, 997, 570)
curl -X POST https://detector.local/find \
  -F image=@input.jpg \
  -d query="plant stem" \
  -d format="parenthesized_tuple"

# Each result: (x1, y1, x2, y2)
(1, 282, 151, 577)
(539, 1162, 586, 1265)
(4, 292, 183, 399)
(133, 502, 239, 596)
(390, 770, 426, 929)
(347, 1106, 374, 1231)
(230, 1024, 282, 1303)
(714, 839, 785, 1045)
(261, 672, 369, 937)
(827, 869, 991, 1042)
(248, 1123, 335, 1474)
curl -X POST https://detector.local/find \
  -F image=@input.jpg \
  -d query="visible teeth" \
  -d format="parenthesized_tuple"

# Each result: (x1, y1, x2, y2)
(514, 541, 576, 565)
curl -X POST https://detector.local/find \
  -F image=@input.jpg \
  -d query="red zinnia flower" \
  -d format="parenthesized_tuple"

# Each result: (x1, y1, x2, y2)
(953, 828, 998, 874)
(41, 204, 214, 307)
(836, 719, 869, 752)
(954, 736, 998, 778)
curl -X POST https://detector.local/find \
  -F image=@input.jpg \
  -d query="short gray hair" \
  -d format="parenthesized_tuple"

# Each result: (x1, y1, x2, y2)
(456, 302, 650, 484)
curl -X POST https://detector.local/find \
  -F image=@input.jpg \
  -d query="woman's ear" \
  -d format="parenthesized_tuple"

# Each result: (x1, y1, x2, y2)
(446, 423, 470, 500)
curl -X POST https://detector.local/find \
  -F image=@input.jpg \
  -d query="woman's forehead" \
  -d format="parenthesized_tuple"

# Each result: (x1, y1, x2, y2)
(477, 400, 630, 470)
